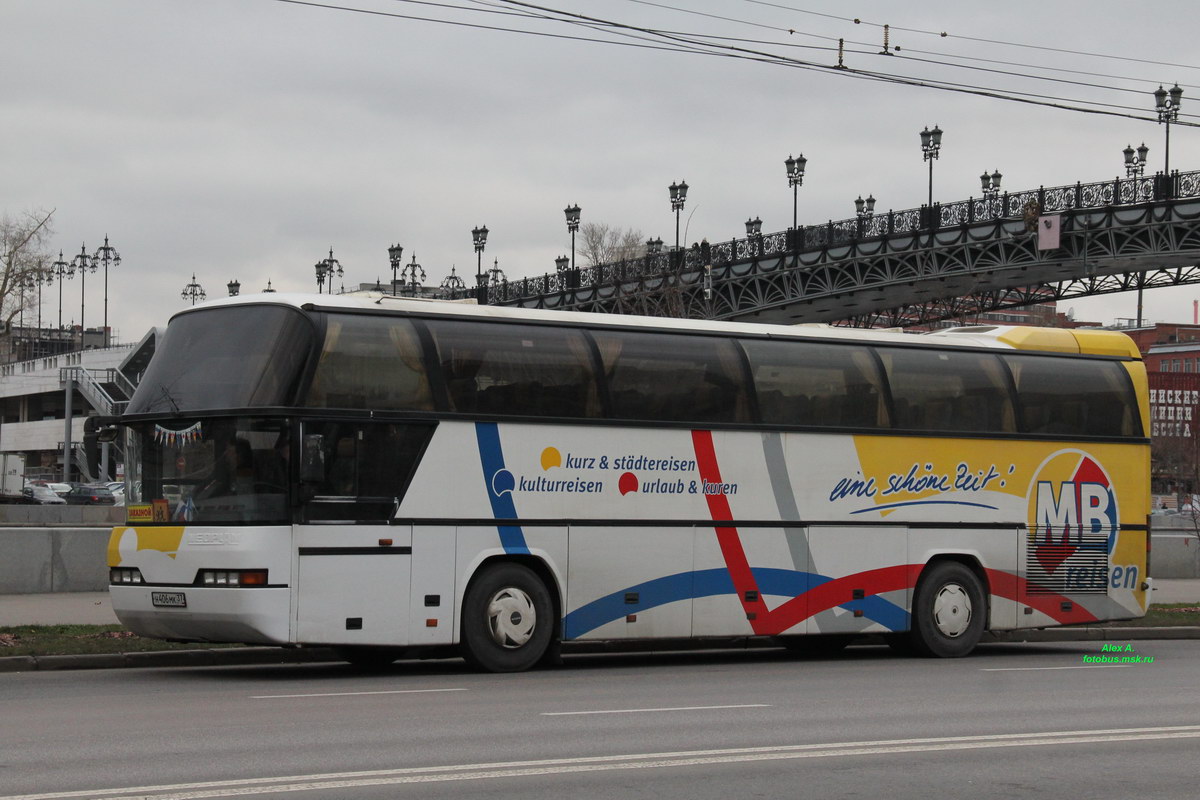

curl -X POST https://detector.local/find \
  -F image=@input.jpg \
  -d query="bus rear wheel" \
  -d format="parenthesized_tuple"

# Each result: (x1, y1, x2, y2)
(908, 561, 986, 658)
(461, 563, 553, 673)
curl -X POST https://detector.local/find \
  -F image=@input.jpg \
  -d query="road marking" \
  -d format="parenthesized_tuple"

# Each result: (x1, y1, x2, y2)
(541, 703, 770, 716)
(251, 688, 468, 699)
(8, 725, 1200, 800)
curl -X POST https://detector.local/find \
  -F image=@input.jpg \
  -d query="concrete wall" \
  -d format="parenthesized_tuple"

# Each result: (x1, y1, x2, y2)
(0, 522, 1197, 595)
(0, 527, 111, 593)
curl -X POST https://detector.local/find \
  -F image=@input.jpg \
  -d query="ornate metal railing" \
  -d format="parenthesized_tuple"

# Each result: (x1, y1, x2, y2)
(447, 169, 1200, 306)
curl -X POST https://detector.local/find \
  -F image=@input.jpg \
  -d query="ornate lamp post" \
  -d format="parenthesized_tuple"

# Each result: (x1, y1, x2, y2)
(439, 266, 465, 298)
(669, 180, 688, 253)
(314, 248, 343, 294)
(1154, 84, 1183, 177)
(744, 217, 763, 238)
(49, 250, 72, 330)
(400, 253, 425, 297)
(69, 244, 95, 343)
(472, 225, 489, 284)
(646, 237, 663, 255)
(555, 255, 569, 273)
(564, 204, 581, 269)
(854, 195, 876, 219)
(227, 279, 241, 297)
(387, 243, 404, 296)
(784, 154, 806, 230)
(980, 170, 1003, 198)
(1123, 143, 1150, 178)
(920, 125, 943, 209)
(181, 273, 206, 305)
(486, 257, 506, 287)
(92, 235, 120, 342)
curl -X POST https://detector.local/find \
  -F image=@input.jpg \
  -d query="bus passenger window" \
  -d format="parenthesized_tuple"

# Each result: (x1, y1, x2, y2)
(1004, 354, 1139, 437)
(741, 339, 885, 428)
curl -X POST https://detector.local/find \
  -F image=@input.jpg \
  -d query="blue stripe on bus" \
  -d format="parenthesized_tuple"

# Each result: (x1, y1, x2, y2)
(562, 567, 909, 638)
(474, 422, 530, 555)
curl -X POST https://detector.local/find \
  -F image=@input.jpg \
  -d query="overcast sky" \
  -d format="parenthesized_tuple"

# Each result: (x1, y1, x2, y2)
(5, 0, 1200, 343)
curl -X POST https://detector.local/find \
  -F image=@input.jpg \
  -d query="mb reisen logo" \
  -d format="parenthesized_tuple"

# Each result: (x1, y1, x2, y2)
(1028, 450, 1118, 575)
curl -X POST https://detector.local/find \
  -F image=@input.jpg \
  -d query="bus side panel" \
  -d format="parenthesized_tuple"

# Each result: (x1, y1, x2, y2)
(907, 528, 1019, 631)
(292, 524, 412, 646)
(807, 525, 907, 635)
(692, 526, 808, 637)
(565, 526, 693, 640)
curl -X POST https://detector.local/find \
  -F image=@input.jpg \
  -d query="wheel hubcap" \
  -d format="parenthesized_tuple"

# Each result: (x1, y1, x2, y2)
(486, 587, 537, 648)
(932, 582, 972, 638)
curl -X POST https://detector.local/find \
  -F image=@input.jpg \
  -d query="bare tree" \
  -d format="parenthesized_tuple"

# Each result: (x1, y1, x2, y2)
(578, 222, 644, 267)
(0, 208, 55, 330)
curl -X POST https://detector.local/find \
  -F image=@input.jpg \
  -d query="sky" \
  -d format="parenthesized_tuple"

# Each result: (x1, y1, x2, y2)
(4, 0, 1200, 344)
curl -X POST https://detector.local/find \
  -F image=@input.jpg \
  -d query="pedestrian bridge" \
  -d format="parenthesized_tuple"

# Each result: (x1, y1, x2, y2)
(468, 170, 1200, 327)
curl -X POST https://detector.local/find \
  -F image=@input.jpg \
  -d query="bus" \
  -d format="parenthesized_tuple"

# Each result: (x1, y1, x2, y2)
(107, 293, 1151, 671)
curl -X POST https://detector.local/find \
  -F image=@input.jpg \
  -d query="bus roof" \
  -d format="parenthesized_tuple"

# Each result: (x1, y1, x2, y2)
(179, 293, 1141, 359)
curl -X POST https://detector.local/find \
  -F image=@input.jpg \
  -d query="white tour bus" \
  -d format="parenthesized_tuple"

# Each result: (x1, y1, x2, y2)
(108, 293, 1151, 671)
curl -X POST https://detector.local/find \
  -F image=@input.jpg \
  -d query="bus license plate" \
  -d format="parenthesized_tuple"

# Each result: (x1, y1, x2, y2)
(151, 592, 187, 608)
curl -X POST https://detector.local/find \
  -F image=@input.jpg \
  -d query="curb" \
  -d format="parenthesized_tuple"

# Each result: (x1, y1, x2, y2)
(2, 628, 1198, 672)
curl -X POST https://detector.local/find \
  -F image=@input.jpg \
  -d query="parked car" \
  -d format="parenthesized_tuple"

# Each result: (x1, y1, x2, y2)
(22, 485, 66, 504)
(46, 482, 73, 497)
(64, 485, 116, 505)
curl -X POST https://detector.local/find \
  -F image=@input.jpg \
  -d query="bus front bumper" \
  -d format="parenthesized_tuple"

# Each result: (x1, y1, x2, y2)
(109, 585, 292, 646)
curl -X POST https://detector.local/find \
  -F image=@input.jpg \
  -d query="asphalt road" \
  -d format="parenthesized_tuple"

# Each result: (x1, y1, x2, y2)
(2, 639, 1198, 800)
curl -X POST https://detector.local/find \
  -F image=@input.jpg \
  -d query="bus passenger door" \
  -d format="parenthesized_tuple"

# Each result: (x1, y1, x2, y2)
(294, 524, 413, 646)
(806, 525, 907, 636)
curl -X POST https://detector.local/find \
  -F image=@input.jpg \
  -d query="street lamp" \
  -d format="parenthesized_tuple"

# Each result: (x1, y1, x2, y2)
(1154, 84, 1183, 177)
(387, 243, 404, 296)
(314, 248, 343, 294)
(227, 279, 241, 297)
(181, 273, 206, 305)
(646, 237, 663, 255)
(472, 225, 489, 285)
(980, 170, 1003, 198)
(920, 124, 943, 208)
(400, 253, 425, 297)
(486, 257, 506, 287)
(439, 266, 466, 297)
(564, 204, 581, 269)
(669, 180, 688, 252)
(784, 153, 806, 230)
(555, 255, 569, 273)
(854, 195, 876, 219)
(69, 244, 95, 343)
(49, 250, 72, 330)
(92, 235, 120, 343)
(1123, 143, 1150, 178)
(745, 217, 763, 237)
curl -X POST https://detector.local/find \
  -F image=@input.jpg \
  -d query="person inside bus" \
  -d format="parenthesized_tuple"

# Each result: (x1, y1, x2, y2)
(195, 438, 255, 499)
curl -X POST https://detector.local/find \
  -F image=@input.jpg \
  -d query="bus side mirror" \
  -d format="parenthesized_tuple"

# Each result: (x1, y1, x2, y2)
(300, 434, 325, 483)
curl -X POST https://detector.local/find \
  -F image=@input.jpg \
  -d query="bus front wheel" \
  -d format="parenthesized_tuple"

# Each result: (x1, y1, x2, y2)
(461, 563, 553, 673)
(908, 561, 986, 658)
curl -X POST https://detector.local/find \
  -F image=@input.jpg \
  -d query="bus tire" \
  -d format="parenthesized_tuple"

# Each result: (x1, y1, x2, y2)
(909, 561, 986, 658)
(461, 563, 553, 673)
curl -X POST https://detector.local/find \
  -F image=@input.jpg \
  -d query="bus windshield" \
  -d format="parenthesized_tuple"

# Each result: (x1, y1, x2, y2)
(126, 306, 314, 414)
(125, 417, 290, 524)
